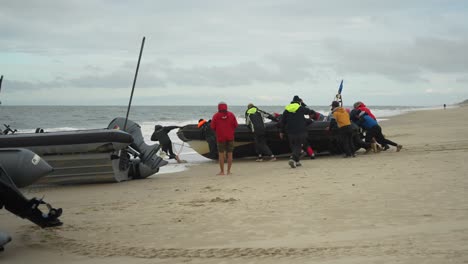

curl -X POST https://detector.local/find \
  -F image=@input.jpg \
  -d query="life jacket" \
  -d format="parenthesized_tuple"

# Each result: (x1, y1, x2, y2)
(281, 102, 312, 135)
(285, 102, 301, 113)
(332, 107, 351, 128)
(356, 102, 376, 120)
(245, 106, 266, 135)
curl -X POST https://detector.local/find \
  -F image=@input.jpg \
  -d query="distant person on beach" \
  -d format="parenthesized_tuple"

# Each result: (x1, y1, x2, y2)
(198, 119, 218, 159)
(351, 110, 403, 152)
(245, 103, 276, 162)
(151, 125, 182, 163)
(444, 104, 447, 110)
(331, 101, 355, 158)
(280, 95, 317, 168)
(211, 102, 238, 175)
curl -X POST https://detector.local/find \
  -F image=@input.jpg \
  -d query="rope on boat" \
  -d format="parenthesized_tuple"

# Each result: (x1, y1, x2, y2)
(173, 142, 186, 155)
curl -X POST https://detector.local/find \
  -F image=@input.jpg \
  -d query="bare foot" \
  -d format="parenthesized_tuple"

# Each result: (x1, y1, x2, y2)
(216, 172, 225, 176)
(227, 171, 233, 175)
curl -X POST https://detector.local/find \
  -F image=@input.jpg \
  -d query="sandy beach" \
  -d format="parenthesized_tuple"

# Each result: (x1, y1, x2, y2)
(1, 105, 468, 263)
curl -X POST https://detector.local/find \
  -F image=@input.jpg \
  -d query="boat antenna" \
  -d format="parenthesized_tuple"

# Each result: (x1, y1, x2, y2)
(123, 36, 146, 131)
(0, 75, 3, 105)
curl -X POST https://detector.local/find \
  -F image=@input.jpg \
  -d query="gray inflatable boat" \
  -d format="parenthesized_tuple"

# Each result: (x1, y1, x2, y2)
(0, 118, 167, 184)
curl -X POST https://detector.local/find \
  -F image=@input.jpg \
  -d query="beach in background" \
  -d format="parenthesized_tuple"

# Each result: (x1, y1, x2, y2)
(1, 104, 467, 263)
(0, 104, 450, 174)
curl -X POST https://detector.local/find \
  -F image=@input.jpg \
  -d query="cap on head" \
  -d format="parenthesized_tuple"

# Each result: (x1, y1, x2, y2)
(247, 103, 254, 109)
(154, 125, 163, 130)
(331, 101, 340, 108)
(292, 95, 302, 102)
(218, 101, 228, 112)
(353, 101, 362, 109)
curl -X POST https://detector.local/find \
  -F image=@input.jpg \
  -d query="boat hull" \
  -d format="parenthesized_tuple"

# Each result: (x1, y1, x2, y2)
(177, 121, 343, 159)
(0, 129, 135, 183)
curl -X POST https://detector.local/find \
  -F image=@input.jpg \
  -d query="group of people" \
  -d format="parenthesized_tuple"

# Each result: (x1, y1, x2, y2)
(330, 100, 403, 160)
(151, 96, 403, 174)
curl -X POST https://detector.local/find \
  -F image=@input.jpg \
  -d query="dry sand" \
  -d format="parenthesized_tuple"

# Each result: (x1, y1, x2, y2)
(1, 105, 468, 263)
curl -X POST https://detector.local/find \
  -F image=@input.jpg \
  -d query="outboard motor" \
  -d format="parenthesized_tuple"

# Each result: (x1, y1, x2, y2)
(108, 118, 167, 179)
(0, 149, 63, 229)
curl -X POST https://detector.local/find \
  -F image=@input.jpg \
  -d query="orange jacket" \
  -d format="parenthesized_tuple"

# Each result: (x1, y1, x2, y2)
(332, 107, 351, 128)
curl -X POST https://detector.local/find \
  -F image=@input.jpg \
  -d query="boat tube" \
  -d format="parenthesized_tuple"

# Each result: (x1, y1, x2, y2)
(177, 121, 346, 159)
(0, 149, 63, 229)
(0, 118, 166, 184)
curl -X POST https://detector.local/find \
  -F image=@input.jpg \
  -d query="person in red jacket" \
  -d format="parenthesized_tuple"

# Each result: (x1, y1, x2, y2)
(353, 101, 376, 120)
(211, 102, 238, 175)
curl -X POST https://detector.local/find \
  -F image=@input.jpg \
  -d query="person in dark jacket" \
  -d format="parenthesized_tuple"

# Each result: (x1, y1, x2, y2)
(245, 103, 276, 162)
(151, 125, 181, 163)
(198, 119, 218, 159)
(349, 109, 378, 153)
(280, 95, 317, 168)
(353, 101, 377, 120)
(351, 110, 403, 152)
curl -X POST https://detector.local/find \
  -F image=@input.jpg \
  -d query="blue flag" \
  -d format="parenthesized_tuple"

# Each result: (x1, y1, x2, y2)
(338, 80, 343, 94)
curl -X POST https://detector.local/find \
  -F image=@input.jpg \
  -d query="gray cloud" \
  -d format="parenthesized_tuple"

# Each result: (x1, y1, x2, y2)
(325, 37, 468, 82)
(456, 76, 468, 83)
(5, 55, 317, 91)
(2, 0, 468, 105)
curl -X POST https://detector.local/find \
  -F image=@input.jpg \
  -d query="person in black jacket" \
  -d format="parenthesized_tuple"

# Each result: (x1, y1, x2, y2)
(245, 103, 276, 162)
(280, 95, 317, 168)
(151, 125, 181, 163)
(198, 119, 218, 159)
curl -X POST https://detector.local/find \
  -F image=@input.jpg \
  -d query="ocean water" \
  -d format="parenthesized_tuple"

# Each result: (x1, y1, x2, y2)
(0, 105, 437, 173)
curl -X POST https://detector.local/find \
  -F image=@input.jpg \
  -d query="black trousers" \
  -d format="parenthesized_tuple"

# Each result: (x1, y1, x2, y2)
(339, 125, 354, 156)
(161, 143, 177, 159)
(206, 136, 218, 159)
(254, 134, 273, 157)
(366, 125, 398, 147)
(354, 133, 371, 150)
(288, 132, 307, 162)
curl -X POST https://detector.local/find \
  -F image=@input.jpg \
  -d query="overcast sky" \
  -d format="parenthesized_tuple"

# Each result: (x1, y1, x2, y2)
(1, 0, 467, 106)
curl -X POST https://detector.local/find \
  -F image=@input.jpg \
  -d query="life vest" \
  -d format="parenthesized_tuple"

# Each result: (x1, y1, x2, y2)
(285, 102, 301, 113)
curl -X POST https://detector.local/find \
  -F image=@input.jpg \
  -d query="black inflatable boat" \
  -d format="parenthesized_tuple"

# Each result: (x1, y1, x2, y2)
(177, 121, 344, 159)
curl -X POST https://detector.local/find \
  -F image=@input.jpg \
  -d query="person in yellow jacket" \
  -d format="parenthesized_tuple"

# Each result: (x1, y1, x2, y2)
(331, 101, 355, 158)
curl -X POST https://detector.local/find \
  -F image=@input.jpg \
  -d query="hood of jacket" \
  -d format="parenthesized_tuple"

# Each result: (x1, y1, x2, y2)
(332, 106, 346, 114)
(358, 102, 367, 108)
(285, 102, 301, 113)
(218, 102, 228, 112)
